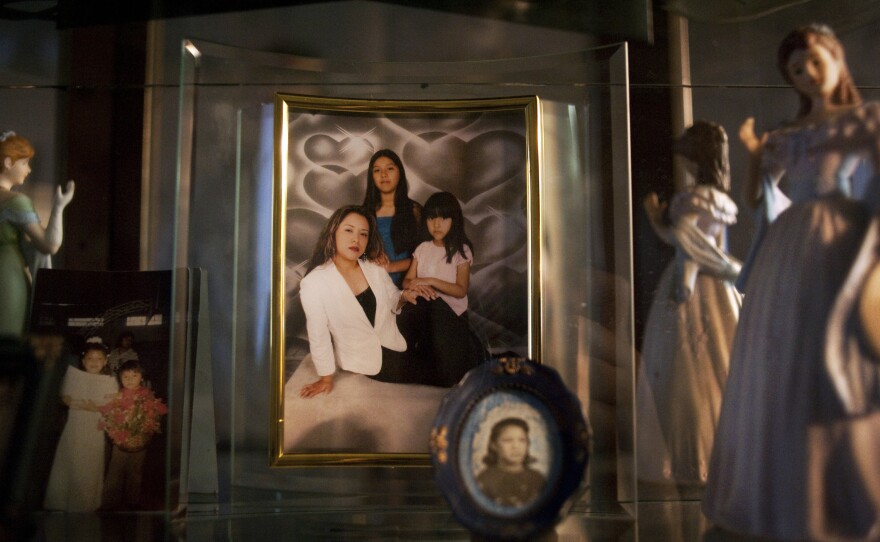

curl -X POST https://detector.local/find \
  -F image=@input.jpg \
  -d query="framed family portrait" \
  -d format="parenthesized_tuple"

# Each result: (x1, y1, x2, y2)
(271, 93, 541, 466)
(430, 357, 589, 540)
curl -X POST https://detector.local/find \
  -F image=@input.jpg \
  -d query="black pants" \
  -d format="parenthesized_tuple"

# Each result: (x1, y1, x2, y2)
(101, 445, 146, 510)
(395, 298, 488, 387)
(369, 346, 423, 385)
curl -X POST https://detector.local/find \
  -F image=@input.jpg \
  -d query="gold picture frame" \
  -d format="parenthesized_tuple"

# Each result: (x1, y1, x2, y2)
(271, 93, 541, 466)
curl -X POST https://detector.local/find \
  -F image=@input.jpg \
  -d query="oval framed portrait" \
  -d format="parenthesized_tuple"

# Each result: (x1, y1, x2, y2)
(431, 357, 589, 540)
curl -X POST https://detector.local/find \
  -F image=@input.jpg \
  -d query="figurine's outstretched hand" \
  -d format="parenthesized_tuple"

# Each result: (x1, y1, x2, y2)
(41, 179, 74, 251)
(740, 118, 772, 208)
(643, 192, 667, 225)
(739, 118, 768, 156)
(53, 180, 75, 210)
(643, 192, 673, 244)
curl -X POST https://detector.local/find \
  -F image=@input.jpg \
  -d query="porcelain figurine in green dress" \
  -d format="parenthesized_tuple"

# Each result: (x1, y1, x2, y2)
(0, 131, 74, 336)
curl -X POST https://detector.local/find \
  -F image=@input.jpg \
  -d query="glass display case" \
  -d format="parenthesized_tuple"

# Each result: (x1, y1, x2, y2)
(165, 38, 635, 532)
(5, 1, 880, 540)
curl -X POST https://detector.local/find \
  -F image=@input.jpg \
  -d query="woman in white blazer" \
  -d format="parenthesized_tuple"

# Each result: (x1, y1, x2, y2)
(299, 205, 436, 398)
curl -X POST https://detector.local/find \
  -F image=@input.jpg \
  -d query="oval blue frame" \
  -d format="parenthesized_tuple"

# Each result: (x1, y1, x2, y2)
(431, 357, 590, 540)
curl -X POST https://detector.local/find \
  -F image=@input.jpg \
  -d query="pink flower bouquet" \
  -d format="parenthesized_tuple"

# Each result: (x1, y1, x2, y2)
(99, 388, 168, 451)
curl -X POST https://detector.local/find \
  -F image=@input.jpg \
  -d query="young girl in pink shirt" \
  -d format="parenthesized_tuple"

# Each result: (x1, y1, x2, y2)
(400, 191, 487, 386)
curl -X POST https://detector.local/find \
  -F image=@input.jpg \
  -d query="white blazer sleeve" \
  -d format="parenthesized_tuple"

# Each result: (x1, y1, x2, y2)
(377, 264, 404, 314)
(300, 271, 337, 376)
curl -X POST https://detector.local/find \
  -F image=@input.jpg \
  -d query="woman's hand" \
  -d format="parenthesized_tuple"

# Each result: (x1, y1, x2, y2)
(300, 375, 334, 398)
(404, 283, 436, 302)
(407, 277, 434, 290)
(401, 288, 418, 305)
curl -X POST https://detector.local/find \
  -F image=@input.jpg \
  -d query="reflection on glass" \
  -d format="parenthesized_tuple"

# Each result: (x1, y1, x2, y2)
(636, 121, 742, 491)
(167, 38, 632, 508)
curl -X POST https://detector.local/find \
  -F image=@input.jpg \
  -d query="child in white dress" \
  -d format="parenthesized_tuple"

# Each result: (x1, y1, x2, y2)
(43, 338, 118, 512)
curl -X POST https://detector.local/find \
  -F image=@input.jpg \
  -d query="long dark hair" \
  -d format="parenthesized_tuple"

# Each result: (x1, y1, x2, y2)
(362, 149, 421, 254)
(305, 205, 383, 275)
(482, 417, 537, 467)
(422, 191, 474, 264)
(673, 120, 731, 192)
(777, 24, 861, 119)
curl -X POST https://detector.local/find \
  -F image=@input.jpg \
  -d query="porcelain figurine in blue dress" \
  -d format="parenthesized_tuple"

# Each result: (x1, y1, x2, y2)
(703, 24, 880, 540)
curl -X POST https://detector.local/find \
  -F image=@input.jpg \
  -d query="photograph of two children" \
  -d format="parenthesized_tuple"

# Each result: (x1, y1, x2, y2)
(29, 269, 176, 513)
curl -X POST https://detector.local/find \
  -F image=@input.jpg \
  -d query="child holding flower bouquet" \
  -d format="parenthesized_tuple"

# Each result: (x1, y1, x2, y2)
(99, 359, 167, 510)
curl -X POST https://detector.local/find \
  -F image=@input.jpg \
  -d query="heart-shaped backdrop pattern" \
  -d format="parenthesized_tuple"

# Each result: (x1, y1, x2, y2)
(285, 108, 531, 355)
(465, 206, 527, 268)
(301, 168, 364, 211)
(303, 134, 375, 172)
(387, 114, 482, 137)
(402, 130, 526, 202)
(470, 261, 529, 338)
(286, 208, 329, 264)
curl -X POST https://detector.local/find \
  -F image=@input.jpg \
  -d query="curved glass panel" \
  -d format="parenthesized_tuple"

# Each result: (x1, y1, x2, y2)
(164, 39, 633, 522)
